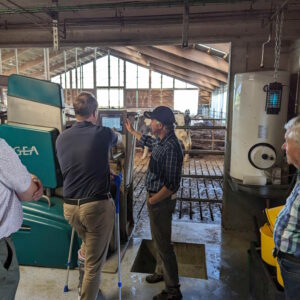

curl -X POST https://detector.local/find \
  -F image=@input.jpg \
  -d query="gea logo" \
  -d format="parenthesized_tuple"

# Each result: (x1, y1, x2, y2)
(14, 146, 39, 156)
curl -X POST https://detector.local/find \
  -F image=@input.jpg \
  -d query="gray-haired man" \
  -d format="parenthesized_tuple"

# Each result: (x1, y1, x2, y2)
(273, 116, 300, 300)
(0, 139, 43, 299)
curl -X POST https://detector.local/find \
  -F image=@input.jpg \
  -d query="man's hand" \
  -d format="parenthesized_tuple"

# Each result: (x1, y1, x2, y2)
(110, 170, 117, 181)
(148, 197, 155, 205)
(125, 118, 142, 141)
(17, 175, 44, 202)
(125, 118, 134, 134)
(32, 176, 43, 201)
(148, 186, 174, 205)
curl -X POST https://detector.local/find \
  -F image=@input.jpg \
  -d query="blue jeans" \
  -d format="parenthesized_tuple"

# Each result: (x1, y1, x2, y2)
(278, 256, 300, 300)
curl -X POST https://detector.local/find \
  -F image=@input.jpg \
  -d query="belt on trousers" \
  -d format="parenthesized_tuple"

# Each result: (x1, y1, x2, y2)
(64, 193, 112, 206)
(273, 248, 300, 263)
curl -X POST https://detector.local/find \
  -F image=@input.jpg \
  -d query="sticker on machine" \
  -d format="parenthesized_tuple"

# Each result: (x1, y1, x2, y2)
(258, 125, 268, 139)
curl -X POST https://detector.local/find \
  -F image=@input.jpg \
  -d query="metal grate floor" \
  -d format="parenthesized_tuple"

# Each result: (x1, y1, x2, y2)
(133, 150, 224, 224)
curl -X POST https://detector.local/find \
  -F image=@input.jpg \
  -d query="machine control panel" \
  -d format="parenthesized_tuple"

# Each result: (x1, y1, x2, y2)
(102, 115, 123, 132)
(98, 109, 127, 134)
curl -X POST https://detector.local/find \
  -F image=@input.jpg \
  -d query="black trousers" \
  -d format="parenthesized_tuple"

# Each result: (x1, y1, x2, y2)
(147, 194, 179, 290)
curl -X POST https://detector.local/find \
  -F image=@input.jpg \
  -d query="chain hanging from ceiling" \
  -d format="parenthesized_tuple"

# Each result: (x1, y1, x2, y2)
(274, 8, 284, 79)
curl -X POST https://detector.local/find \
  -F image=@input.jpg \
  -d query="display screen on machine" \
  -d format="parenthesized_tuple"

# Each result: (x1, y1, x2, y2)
(102, 116, 123, 132)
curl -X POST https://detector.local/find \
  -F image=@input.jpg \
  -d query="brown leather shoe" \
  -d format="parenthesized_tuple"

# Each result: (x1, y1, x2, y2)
(153, 288, 182, 300)
(145, 273, 164, 283)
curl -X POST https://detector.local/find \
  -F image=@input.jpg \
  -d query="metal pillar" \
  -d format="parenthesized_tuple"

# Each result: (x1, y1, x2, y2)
(160, 73, 163, 104)
(44, 48, 50, 80)
(118, 58, 120, 108)
(80, 59, 83, 91)
(0, 49, 2, 76)
(15, 49, 19, 74)
(0, 49, 4, 106)
(136, 64, 138, 108)
(108, 50, 111, 107)
(64, 50, 67, 102)
(93, 48, 97, 98)
(75, 48, 78, 96)
(149, 68, 152, 108)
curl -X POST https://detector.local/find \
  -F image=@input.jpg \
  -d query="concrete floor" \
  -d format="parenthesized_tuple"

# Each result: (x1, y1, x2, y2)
(16, 217, 253, 300)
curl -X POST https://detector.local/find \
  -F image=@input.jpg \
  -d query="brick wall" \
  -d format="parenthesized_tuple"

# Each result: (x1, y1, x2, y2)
(125, 89, 173, 108)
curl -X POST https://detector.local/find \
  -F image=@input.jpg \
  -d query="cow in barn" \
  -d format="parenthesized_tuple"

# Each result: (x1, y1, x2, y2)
(174, 111, 192, 162)
(136, 116, 153, 159)
(137, 111, 192, 161)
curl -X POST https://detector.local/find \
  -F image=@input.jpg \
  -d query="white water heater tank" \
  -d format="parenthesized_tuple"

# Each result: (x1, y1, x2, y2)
(230, 71, 289, 184)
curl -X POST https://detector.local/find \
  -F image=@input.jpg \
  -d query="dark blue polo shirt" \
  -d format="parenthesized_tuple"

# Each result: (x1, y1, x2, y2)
(56, 121, 118, 198)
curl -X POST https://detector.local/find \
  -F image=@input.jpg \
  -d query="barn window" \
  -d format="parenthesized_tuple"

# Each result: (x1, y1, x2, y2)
(174, 89, 198, 115)
(96, 56, 109, 87)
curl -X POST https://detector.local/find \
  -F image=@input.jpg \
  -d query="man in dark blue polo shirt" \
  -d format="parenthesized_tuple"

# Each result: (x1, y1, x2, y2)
(125, 106, 183, 300)
(56, 92, 120, 300)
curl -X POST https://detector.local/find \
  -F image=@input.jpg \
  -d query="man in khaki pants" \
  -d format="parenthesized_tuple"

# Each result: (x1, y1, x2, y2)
(56, 92, 121, 300)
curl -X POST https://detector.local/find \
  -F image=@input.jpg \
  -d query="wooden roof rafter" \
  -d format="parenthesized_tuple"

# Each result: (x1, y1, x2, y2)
(108, 46, 219, 88)
(104, 46, 213, 91)
(128, 46, 228, 83)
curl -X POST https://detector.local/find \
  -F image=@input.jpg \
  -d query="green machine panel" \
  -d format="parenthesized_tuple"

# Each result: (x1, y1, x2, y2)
(12, 197, 80, 268)
(8, 74, 64, 108)
(0, 124, 61, 189)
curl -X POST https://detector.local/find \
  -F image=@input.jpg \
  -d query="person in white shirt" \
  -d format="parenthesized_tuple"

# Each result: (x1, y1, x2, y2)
(0, 138, 43, 300)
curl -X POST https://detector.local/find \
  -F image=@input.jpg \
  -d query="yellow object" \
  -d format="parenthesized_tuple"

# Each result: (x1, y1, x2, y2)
(265, 205, 284, 231)
(260, 205, 285, 287)
(276, 259, 284, 287)
(260, 223, 277, 266)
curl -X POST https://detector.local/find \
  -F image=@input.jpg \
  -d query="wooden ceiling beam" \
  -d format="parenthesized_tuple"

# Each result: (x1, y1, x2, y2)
(4, 50, 65, 76)
(128, 46, 228, 82)
(0, 7, 299, 47)
(153, 45, 228, 73)
(106, 46, 213, 91)
(148, 60, 220, 88)
(109, 46, 220, 87)
(31, 49, 96, 77)
(1, 49, 28, 63)
(149, 62, 213, 91)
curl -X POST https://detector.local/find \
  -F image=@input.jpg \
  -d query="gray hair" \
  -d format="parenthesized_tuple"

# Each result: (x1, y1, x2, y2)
(285, 116, 300, 144)
(164, 123, 175, 132)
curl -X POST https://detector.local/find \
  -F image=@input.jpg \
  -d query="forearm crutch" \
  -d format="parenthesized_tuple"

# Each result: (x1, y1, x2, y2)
(114, 173, 122, 300)
(64, 226, 75, 292)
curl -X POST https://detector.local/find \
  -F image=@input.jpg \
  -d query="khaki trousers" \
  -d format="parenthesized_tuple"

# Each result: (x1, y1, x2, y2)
(64, 198, 115, 300)
(147, 194, 179, 290)
(0, 237, 20, 300)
